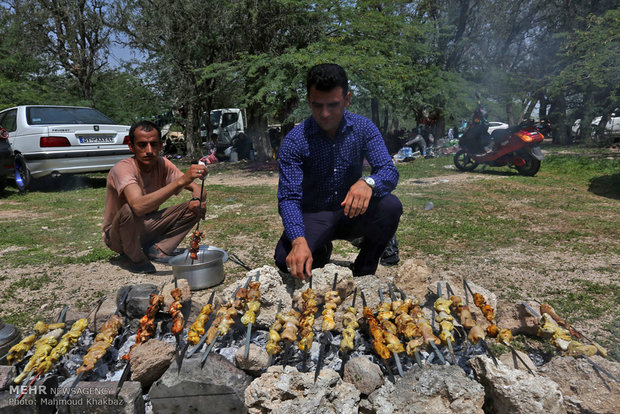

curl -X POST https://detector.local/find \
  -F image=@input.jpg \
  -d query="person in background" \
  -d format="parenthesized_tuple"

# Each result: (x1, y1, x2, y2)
(103, 120, 208, 273)
(274, 63, 402, 279)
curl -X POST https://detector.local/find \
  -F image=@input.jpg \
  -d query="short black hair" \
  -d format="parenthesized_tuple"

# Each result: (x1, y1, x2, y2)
(306, 63, 349, 96)
(129, 120, 161, 144)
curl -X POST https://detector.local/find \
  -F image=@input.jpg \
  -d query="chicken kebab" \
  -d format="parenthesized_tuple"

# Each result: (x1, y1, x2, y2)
(241, 275, 261, 359)
(387, 287, 425, 368)
(376, 288, 405, 376)
(298, 279, 318, 371)
(315, 274, 342, 382)
(6, 321, 66, 366)
(339, 288, 359, 374)
(434, 283, 457, 364)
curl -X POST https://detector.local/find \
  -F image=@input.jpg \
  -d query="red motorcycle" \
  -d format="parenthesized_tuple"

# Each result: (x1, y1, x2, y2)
(454, 101, 545, 176)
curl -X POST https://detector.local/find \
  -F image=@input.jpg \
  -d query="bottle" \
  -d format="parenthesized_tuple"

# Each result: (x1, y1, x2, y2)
(424, 201, 434, 211)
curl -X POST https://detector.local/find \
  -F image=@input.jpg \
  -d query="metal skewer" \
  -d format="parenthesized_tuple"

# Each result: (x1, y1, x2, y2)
(377, 288, 404, 377)
(244, 271, 261, 359)
(314, 273, 339, 382)
(339, 287, 357, 376)
(437, 283, 457, 365)
(200, 277, 251, 368)
(178, 291, 216, 372)
(65, 291, 130, 399)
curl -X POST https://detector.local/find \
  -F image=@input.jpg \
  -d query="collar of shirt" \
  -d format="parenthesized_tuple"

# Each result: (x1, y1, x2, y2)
(306, 111, 354, 141)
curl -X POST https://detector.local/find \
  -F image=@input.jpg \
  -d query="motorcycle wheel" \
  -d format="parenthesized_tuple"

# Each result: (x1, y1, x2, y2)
(14, 153, 31, 192)
(454, 150, 479, 171)
(515, 153, 541, 176)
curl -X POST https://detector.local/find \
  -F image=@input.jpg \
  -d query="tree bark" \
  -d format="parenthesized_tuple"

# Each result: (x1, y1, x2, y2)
(371, 97, 380, 127)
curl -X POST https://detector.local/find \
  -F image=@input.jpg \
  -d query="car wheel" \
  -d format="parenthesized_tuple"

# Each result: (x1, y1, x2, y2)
(14, 153, 31, 191)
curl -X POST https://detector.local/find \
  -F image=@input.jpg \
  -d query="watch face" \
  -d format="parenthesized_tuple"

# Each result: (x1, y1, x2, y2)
(365, 177, 375, 187)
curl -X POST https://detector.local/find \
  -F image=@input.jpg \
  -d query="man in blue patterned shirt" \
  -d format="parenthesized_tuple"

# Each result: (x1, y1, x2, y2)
(274, 63, 402, 279)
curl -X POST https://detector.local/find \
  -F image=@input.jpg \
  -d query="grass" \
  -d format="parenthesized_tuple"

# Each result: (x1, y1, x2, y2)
(0, 144, 618, 358)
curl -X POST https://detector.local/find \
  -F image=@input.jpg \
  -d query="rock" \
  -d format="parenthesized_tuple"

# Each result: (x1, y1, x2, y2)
(130, 339, 176, 389)
(394, 258, 432, 300)
(245, 366, 360, 414)
(87, 293, 118, 333)
(223, 265, 292, 329)
(161, 279, 191, 312)
(470, 355, 565, 414)
(496, 302, 539, 336)
(234, 343, 269, 375)
(0, 365, 16, 390)
(498, 350, 537, 373)
(64, 309, 89, 325)
(538, 355, 620, 414)
(342, 356, 384, 395)
(58, 380, 144, 414)
(122, 284, 158, 321)
(151, 353, 252, 414)
(366, 364, 485, 414)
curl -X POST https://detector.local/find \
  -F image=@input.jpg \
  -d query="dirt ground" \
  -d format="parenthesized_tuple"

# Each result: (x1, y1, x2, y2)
(0, 169, 617, 358)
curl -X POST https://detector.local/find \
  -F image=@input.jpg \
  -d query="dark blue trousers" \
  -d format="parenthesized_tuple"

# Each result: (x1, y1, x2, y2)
(274, 194, 402, 276)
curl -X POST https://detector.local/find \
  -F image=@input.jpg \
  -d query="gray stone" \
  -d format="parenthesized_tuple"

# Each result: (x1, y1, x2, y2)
(470, 355, 566, 414)
(539, 355, 620, 414)
(58, 380, 144, 414)
(0, 365, 17, 390)
(234, 343, 269, 376)
(151, 353, 252, 414)
(342, 356, 384, 395)
(245, 366, 360, 414)
(122, 284, 158, 321)
(129, 339, 175, 389)
(366, 364, 485, 414)
(498, 350, 537, 374)
(496, 302, 540, 336)
(394, 258, 433, 301)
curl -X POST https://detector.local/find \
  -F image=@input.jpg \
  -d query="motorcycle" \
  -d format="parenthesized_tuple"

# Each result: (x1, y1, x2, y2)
(453, 98, 545, 176)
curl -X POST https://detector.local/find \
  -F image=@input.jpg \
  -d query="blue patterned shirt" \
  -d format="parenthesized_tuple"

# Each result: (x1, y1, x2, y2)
(277, 111, 399, 241)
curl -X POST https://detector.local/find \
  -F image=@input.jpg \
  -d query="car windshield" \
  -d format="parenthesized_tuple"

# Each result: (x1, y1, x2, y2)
(26, 107, 116, 125)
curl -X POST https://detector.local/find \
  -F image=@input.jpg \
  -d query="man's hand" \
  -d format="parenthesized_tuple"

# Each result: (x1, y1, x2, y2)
(341, 179, 372, 218)
(286, 237, 313, 280)
(182, 164, 209, 186)
(189, 199, 206, 219)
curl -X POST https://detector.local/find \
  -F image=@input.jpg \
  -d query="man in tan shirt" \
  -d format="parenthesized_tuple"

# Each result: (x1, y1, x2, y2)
(103, 120, 208, 273)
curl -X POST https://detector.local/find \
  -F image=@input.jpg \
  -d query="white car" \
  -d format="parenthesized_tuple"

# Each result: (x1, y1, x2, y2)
(487, 121, 509, 134)
(0, 105, 131, 188)
(572, 112, 620, 140)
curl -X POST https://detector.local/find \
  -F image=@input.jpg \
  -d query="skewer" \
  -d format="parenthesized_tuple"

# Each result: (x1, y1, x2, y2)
(300, 275, 314, 371)
(397, 287, 445, 364)
(314, 273, 339, 382)
(244, 271, 261, 359)
(437, 282, 457, 365)
(200, 278, 252, 368)
(186, 291, 220, 358)
(463, 279, 476, 299)
(179, 291, 216, 372)
(447, 282, 498, 366)
(266, 301, 283, 367)
(339, 287, 357, 376)
(463, 279, 469, 306)
(64, 291, 130, 398)
(582, 355, 618, 383)
(229, 253, 252, 271)
(377, 288, 404, 376)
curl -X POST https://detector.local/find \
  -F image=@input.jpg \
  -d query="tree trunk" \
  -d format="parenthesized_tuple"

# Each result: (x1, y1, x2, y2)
(383, 105, 389, 131)
(549, 93, 571, 145)
(371, 97, 380, 127)
(247, 104, 271, 162)
(184, 101, 202, 160)
(522, 99, 536, 122)
(506, 102, 515, 126)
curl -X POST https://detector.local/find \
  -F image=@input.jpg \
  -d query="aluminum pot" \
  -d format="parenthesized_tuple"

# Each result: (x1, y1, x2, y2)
(169, 249, 225, 290)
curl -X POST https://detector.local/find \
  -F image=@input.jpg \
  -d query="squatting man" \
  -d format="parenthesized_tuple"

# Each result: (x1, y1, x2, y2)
(103, 120, 208, 274)
(274, 63, 402, 279)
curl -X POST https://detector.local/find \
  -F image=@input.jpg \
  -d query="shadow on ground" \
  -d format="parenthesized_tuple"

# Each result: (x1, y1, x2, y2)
(589, 173, 620, 199)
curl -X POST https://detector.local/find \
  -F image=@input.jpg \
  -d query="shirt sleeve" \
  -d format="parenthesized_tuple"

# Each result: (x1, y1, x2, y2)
(363, 121, 399, 196)
(277, 134, 305, 242)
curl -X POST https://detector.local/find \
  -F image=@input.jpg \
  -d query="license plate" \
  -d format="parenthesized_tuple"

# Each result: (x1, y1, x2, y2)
(78, 135, 115, 144)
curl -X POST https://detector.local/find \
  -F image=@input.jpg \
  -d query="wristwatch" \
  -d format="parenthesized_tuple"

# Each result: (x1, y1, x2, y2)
(360, 176, 375, 189)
